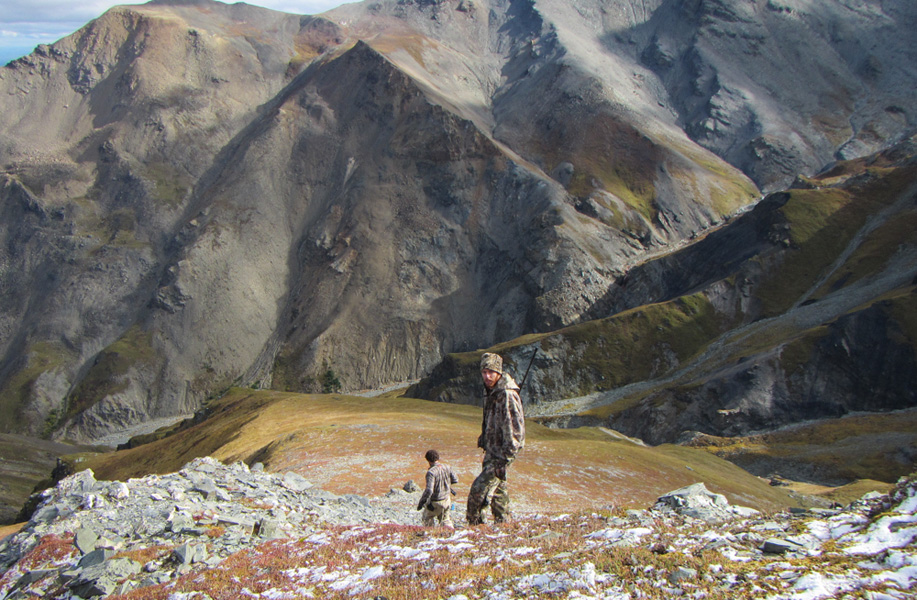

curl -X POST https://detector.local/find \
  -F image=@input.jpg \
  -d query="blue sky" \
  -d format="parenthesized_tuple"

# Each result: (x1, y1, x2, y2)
(0, 0, 349, 65)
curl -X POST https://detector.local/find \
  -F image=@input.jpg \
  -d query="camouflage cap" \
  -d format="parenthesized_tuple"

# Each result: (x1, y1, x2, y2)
(480, 352, 503, 373)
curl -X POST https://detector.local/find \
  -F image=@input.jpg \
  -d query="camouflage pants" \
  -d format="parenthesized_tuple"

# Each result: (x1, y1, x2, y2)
(422, 498, 454, 528)
(466, 454, 515, 525)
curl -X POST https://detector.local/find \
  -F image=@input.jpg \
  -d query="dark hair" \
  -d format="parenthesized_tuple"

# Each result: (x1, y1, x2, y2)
(425, 449, 440, 463)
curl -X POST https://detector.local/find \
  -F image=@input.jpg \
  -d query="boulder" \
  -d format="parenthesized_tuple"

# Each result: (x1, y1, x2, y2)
(68, 557, 141, 598)
(654, 482, 759, 522)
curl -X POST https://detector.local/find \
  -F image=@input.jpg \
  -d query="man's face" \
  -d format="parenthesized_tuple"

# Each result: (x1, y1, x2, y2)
(481, 368, 502, 389)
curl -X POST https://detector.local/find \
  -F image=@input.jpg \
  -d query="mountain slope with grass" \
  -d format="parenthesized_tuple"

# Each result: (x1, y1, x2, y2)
(67, 388, 800, 514)
(412, 135, 917, 487)
(1, 0, 915, 444)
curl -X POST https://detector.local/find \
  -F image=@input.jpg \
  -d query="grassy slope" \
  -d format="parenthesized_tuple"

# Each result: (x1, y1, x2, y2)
(687, 408, 917, 487)
(783, 479, 894, 506)
(757, 162, 917, 316)
(0, 434, 99, 523)
(409, 143, 917, 493)
(75, 389, 799, 514)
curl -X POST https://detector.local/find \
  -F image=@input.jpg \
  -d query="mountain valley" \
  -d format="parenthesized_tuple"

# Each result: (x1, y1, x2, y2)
(0, 0, 915, 570)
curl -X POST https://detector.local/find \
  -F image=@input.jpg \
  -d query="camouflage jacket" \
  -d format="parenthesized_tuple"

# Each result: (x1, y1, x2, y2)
(477, 373, 525, 461)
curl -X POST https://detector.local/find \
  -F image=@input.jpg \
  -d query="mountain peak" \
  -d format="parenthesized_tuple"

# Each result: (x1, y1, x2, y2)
(0, 0, 914, 448)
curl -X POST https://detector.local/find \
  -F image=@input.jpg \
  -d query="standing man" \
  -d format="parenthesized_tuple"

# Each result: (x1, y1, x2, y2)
(466, 352, 525, 525)
(417, 449, 459, 527)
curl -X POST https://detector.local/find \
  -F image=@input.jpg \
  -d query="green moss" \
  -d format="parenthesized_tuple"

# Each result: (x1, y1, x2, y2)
(757, 189, 875, 316)
(104, 208, 149, 249)
(781, 188, 851, 245)
(526, 110, 662, 222)
(65, 326, 158, 421)
(588, 195, 628, 230)
(670, 147, 760, 216)
(778, 327, 830, 376)
(818, 211, 917, 296)
(548, 292, 730, 396)
(271, 347, 321, 393)
(143, 162, 191, 207)
(889, 290, 917, 362)
(757, 161, 917, 316)
(565, 159, 657, 222)
(0, 341, 74, 433)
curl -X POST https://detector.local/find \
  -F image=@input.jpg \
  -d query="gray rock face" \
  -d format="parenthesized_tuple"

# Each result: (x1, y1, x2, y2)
(69, 557, 141, 598)
(0, 0, 914, 443)
(422, 135, 917, 485)
(628, 0, 917, 190)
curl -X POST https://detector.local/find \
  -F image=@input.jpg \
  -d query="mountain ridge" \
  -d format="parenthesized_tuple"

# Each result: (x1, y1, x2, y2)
(0, 0, 914, 446)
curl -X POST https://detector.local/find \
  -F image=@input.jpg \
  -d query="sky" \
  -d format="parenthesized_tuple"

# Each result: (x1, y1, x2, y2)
(0, 0, 349, 65)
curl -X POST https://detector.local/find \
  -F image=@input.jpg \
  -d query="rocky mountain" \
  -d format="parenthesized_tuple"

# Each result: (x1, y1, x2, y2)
(413, 134, 917, 484)
(0, 0, 915, 443)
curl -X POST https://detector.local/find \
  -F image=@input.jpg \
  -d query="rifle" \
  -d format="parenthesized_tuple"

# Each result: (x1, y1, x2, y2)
(519, 348, 538, 389)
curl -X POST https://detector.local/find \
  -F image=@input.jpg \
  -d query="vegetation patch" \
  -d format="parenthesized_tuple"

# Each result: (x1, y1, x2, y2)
(0, 434, 99, 524)
(757, 160, 916, 316)
(370, 34, 436, 70)
(75, 389, 798, 514)
(16, 532, 77, 570)
(817, 210, 917, 297)
(64, 326, 158, 422)
(889, 289, 917, 361)
(270, 347, 319, 393)
(546, 112, 662, 222)
(777, 326, 831, 376)
(546, 292, 732, 396)
(580, 387, 656, 421)
(142, 161, 191, 207)
(689, 409, 917, 485)
(0, 341, 74, 433)
(667, 144, 760, 217)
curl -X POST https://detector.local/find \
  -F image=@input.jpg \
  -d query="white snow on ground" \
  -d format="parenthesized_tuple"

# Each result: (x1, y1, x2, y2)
(3, 467, 917, 599)
(841, 486, 917, 555)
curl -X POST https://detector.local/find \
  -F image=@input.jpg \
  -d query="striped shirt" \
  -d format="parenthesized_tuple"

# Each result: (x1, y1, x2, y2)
(419, 462, 458, 506)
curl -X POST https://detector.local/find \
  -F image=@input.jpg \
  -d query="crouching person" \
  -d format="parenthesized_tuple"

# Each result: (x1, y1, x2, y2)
(417, 449, 458, 527)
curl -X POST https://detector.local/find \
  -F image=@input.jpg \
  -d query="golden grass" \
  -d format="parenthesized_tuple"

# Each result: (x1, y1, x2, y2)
(76, 389, 800, 514)
(690, 409, 917, 485)
(784, 479, 893, 505)
(0, 522, 25, 543)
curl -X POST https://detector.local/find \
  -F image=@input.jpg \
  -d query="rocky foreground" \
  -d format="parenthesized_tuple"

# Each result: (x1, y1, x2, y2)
(0, 458, 915, 599)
